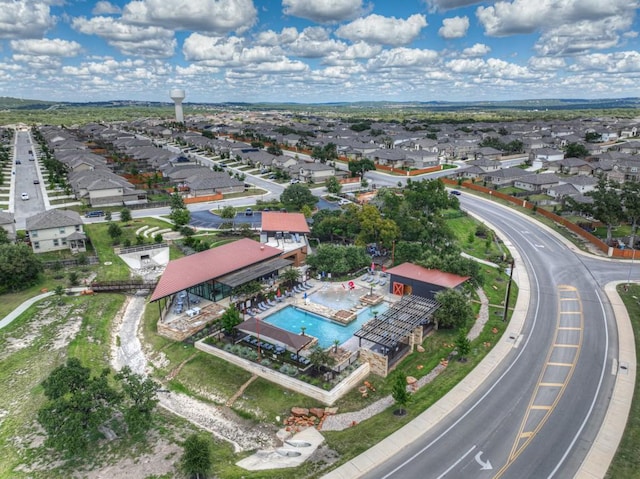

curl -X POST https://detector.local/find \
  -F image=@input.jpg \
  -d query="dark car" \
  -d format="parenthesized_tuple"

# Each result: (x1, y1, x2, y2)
(85, 210, 105, 218)
(33, 179, 39, 184)
(15, 160, 21, 164)
(450, 190, 462, 196)
(245, 208, 253, 216)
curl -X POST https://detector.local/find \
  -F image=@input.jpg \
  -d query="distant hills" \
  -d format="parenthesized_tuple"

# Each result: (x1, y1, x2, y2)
(1, 96, 640, 112)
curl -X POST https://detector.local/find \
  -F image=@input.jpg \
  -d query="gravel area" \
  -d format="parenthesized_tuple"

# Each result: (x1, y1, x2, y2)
(111, 292, 276, 452)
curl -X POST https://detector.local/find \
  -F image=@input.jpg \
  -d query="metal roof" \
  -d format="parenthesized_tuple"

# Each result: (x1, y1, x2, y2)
(216, 257, 293, 288)
(354, 295, 440, 348)
(261, 211, 310, 234)
(235, 316, 313, 352)
(150, 238, 282, 302)
(386, 262, 470, 288)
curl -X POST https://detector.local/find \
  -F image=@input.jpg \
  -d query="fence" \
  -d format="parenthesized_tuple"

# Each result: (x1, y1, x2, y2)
(89, 280, 158, 292)
(442, 178, 628, 257)
(43, 255, 100, 269)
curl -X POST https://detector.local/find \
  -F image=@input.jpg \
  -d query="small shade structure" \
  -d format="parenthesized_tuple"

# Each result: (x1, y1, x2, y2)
(235, 317, 313, 354)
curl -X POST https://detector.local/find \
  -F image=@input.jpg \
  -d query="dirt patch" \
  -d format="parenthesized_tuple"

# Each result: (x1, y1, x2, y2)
(77, 438, 180, 479)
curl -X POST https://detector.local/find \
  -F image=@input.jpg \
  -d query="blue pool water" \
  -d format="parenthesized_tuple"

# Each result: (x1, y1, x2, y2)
(263, 303, 389, 348)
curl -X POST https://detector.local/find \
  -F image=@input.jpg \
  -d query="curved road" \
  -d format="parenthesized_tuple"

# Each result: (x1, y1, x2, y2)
(347, 195, 636, 479)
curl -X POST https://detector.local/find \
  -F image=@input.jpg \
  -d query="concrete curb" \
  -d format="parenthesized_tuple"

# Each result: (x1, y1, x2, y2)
(575, 281, 636, 479)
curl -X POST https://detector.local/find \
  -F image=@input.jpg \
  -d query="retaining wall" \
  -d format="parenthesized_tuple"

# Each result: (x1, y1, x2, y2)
(195, 341, 370, 405)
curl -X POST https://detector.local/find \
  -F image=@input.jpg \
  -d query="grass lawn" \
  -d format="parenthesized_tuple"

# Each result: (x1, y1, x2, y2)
(606, 284, 640, 479)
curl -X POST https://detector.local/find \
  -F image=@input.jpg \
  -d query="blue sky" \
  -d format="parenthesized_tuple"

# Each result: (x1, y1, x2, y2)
(1, 0, 639, 104)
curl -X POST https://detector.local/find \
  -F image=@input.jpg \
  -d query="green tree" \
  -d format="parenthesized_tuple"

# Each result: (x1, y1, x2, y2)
(0, 227, 9, 244)
(108, 222, 123, 243)
(564, 142, 589, 158)
(434, 288, 474, 329)
(114, 366, 160, 437)
(53, 285, 65, 305)
(38, 359, 121, 457)
(621, 180, 640, 248)
(169, 193, 191, 228)
(120, 208, 132, 222)
(220, 304, 242, 335)
(455, 331, 471, 361)
(280, 267, 300, 288)
(181, 433, 213, 479)
(308, 345, 336, 373)
(326, 176, 342, 196)
(0, 243, 43, 293)
(348, 158, 376, 178)
(391, 372, 411, 416)
(280, 184, 317, 211)
(105, 211, 112, 221)
(585, 177, 624, 244)
(220, 205, 236, 219)
(68, 271, 80, 287)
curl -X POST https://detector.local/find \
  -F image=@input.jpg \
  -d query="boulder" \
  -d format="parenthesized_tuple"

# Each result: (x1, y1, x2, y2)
(324, 407, 339, 415)
(309, 407, 324, 418)
(406, 376, 417, 385)
(291, 407, 309, 417)
(416, 345, 425, 353)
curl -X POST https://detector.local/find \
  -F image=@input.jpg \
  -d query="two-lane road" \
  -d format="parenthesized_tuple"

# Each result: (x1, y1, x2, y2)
(351, 195, 632, 479)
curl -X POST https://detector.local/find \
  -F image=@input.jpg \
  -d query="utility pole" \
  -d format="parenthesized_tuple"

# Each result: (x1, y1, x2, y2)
(502, 258, 515, 322)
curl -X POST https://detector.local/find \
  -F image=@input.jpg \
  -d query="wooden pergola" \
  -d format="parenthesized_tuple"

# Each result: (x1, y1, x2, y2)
(354, 295, 440, 349)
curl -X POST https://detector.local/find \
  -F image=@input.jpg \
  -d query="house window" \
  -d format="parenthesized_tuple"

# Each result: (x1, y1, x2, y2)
(632, 167, 638, 173)
(75, 225, 81, 232)
(33, 241, 40, 249)
(59, 227, 65, 234)
(31, 230, 38, 238)
(53, 239, 60, 247)
(62, 238, 67, 246)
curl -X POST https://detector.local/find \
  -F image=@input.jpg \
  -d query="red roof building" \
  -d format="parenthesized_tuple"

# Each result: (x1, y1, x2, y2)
(150, 238, 289, 302)
(385, 262, 470, 299)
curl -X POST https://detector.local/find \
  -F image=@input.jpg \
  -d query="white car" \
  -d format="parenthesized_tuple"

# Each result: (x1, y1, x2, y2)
(338, 198, 351, 205)
(21, 192, 29, 200)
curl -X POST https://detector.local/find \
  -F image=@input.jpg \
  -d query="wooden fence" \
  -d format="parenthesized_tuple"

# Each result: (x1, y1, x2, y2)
(442, 178, 631, 258)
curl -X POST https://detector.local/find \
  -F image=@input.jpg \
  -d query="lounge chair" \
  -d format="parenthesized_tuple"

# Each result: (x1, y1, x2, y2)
(293, 286, 302, 294)
(257, 302, 268, 311)
(379, 278, 387, 287)
(267, 299, 276, 307)
(360, 273, 369, 281)
(300, 283, 310, 290)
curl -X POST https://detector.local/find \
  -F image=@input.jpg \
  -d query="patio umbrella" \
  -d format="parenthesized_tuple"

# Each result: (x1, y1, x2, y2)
(277, 288, 281, 297)
(371, 262, 376, 272)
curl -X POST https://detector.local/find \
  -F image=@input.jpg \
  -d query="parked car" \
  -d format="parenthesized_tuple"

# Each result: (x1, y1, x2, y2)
(85, 210, 105, 218)
(21, 193, 29, 200)
(33, 179, 39, 184)
(245, 208, 253, 216)
(15, 160, 21, 164)
(450, 190, 462, 196)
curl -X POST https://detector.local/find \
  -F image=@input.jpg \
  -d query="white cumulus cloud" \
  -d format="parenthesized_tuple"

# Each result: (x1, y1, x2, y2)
(10, 38, 83, 57)
(336, 13, 427, 46)
(528, 56, 566, 70)
(461, 43, 491, 57)
(122, 0, 257, 34)
(286, 27, 346, 58)
(0, 0, 56, 39)
(92, 1, 121, 14)
(72, 16, 176, 58)
(282, 0, 368, 23)
(367, 47, 438, 69)
(439, 16, 469, 39)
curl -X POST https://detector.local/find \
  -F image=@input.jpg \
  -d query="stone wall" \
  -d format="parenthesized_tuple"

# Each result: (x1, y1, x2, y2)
(359, 348, 389, 377)
(195, 341, 370, 405)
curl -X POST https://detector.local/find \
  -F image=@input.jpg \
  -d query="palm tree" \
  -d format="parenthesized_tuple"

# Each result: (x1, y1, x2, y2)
(333, 339, 340, 353)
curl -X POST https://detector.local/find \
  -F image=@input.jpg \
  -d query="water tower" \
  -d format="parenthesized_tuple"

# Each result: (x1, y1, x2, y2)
(170, 88, 186, 123)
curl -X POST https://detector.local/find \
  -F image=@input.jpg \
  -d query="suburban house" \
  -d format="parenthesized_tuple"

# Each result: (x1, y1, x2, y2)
(260, 211, 311, 266)
(547, 157, 593, 175)
(25, 209, 87, 254)
(514, 173, 561, 192)
(482, 167, 529, 186)
(297, 162, 335, 183)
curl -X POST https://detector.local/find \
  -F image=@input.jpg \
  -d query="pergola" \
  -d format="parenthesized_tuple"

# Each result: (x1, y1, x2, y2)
(354, 295, 440, 349)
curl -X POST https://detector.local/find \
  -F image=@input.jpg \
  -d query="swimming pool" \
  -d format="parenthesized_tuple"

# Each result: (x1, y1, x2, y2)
(308, 285, 362, 310)
(263, 303, 388, 348)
